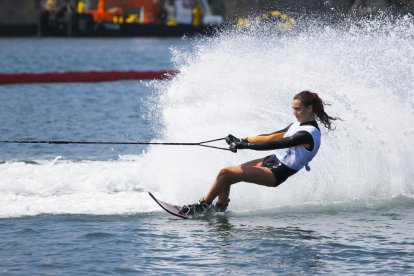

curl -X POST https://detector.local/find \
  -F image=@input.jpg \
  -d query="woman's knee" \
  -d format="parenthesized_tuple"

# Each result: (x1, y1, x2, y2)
(217, 167, 238, 183)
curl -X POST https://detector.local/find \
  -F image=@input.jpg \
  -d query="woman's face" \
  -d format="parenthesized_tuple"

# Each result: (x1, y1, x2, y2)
(292, 99, 314, 123)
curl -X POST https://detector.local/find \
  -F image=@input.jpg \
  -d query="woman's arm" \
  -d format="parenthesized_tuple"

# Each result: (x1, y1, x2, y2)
(247, 124, 292, 143)
(245, 131, 314, 151)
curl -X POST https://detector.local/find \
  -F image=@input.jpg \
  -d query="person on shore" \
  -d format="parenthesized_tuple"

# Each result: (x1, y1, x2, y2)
(180, 90, 340, 215)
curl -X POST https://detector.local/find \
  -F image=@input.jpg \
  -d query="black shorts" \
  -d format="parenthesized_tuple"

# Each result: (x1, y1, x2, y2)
(262, 154, 297, 187)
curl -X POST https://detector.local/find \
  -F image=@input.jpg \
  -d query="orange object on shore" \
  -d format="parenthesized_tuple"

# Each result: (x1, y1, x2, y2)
(83, 0, 160, 24)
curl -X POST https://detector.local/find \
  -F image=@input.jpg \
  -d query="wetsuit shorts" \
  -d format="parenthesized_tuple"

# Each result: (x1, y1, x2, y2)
(262, 154, 297, 187)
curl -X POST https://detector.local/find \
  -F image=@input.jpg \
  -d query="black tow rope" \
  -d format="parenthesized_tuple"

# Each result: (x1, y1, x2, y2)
(0, 137, 231, 151)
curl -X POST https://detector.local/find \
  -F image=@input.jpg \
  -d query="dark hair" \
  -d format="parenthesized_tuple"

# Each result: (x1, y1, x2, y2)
(294, 90, 340, 131)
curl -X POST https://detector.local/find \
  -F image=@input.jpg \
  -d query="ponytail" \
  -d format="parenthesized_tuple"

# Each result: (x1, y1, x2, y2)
(294, 91, 340, 131)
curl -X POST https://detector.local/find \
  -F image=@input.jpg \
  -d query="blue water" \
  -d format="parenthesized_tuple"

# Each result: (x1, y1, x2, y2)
(0, 81, 153, 161)
(2, 202, 414, 274)
(1, 17, 414, 274)
(0, 38, 189, 72)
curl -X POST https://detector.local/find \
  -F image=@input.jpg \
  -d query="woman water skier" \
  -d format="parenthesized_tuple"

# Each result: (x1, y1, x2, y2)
(180, 91, 340, 215)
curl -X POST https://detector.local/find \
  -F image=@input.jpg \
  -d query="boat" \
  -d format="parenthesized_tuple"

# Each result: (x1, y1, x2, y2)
(38, 0, 224, 37)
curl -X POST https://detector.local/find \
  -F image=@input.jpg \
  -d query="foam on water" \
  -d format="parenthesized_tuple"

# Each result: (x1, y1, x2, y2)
(1, 16, 413, 217)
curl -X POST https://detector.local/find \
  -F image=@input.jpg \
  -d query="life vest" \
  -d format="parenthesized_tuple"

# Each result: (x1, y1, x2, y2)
(274, 122, 321, 171)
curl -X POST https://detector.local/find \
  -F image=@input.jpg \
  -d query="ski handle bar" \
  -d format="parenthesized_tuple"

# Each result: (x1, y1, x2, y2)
(0, 137, 231, 151)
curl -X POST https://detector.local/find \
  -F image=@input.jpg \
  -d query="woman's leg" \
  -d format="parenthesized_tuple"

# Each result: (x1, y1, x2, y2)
(203, 158, 276, 204)
(216, 159, 262, 204)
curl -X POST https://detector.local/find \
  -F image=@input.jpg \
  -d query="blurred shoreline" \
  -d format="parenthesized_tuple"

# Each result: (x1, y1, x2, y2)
(0, 0, 413, 37)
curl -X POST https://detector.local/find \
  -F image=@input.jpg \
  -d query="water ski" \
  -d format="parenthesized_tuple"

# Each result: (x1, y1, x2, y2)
(148, 192, 190, 219)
